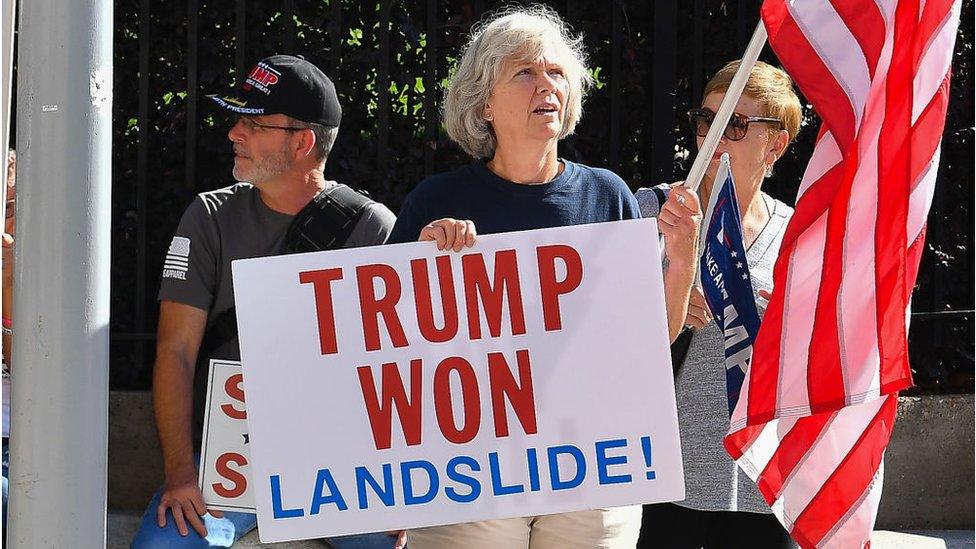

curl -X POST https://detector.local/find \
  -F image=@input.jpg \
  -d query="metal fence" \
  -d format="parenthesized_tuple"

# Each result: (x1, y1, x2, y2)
(108, 0, 974, 392)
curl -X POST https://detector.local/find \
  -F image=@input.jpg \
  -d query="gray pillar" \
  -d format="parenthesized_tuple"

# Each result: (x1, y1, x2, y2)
(8, 0, 112, 546)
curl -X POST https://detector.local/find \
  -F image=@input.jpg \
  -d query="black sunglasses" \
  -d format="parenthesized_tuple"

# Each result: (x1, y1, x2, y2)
(688, 108, 783, 142)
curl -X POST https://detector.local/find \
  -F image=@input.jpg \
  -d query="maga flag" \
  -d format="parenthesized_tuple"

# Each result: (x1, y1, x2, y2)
(724, 1, 960, 547)
(700, 157, 760, 417)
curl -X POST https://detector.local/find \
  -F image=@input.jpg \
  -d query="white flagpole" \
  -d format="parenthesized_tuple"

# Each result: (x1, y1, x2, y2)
(683, 22, 768, 196)
(685, 21, 767, 288)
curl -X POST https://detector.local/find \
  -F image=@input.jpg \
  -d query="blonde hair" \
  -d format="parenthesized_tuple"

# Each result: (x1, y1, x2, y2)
(443, 5, 593, 159)
(703, 60, 802, 143)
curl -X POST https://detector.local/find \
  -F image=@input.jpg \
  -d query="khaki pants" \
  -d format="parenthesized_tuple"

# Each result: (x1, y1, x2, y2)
(407, 506, 642, 549)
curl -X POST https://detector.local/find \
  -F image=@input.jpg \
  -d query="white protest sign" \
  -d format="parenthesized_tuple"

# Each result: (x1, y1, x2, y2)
(199, 359, 254, 512)
(232, 219, 684, 543)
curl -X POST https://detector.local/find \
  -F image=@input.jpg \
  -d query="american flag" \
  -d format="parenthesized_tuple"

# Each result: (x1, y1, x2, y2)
(699, 157, 761, 417)
(723, 1, 960, 547)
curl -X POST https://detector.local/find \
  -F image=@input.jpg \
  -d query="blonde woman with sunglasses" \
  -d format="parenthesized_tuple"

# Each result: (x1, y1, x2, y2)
(636, 60, 802, 548)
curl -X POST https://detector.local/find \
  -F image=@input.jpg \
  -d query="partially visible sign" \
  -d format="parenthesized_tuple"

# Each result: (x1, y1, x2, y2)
(200, 359, 254, 512)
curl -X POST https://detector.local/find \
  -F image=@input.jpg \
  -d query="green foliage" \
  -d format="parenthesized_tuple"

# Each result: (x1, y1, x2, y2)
(109, 0, 973, 393)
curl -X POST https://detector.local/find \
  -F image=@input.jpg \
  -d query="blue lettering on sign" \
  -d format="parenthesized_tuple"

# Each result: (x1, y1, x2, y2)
(402, 460, 439, 505)
(488, 451, 525, 495)
(268, 436, 666, 519)
(310, 468, 348, 514)
(548, 444, 586, 490)
(356, 464, 395, 509)
(270, 474, 305, 519)
(595, 438, 632, 485)
(526, 447, 542, 492)
(445, 455, 481, 503)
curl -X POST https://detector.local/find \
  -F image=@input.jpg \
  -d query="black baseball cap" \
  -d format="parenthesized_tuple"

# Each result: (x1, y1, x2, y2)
(207, 54, 342, 127)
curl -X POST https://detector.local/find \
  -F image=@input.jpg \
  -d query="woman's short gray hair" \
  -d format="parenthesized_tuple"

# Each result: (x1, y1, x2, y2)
(443, 5, 593, 159)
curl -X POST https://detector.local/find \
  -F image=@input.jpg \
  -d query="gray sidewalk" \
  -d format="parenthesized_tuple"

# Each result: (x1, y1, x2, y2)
(107, 510, 974, 548)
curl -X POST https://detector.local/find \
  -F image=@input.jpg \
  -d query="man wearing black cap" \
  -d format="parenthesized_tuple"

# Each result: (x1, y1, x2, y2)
(131, 55, 398, 548)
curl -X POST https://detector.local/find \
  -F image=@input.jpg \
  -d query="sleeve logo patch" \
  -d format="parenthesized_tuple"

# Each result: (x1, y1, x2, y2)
(163, 236, 191, 280)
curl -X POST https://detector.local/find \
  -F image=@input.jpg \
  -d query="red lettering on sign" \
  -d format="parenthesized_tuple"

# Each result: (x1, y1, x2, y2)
(488, 349, 538, 437)
(461, 250, 526, 340)
(220, 373, 247, 420)
(433, 356, 482, 444)
(357, 360, 422, 450)
(357, 264, 409, 352)
(299, 268, 344, 355)
(212, 452, 248, 498)
(411, 256, 459, 343)
(537, 245, 584, 331)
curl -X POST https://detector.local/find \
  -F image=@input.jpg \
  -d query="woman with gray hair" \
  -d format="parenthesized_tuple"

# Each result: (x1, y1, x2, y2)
(388, 6, 701, 548)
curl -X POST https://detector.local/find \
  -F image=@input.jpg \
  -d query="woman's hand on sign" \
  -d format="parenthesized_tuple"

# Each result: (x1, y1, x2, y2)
(157, 465, 224, 537)
(419, 218, 478, 251)
(658, 185, 702, 267)
(685, 285, 713, 329)
(388, 529, 407, 549)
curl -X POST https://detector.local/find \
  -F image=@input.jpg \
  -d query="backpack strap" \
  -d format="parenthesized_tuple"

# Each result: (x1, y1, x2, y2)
(284, 184, 375, 253)
(198, 184, 375, 360)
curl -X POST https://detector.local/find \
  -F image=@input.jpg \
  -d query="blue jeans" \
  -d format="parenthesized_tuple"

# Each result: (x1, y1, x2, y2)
(130, 488, 396, 548)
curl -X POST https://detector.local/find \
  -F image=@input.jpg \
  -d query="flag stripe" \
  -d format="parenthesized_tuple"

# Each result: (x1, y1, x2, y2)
(790, 395, 897, 546)
(873, 0, 916, 389)
(792, 0, 873, 129)
(913, 9, 956, 122)
(818, 462, 885, 547)
(762, 1, 857, 150)
(756, 412, 834, 502)
(829, 0, 886, 78)
(805, 150, 855, 411)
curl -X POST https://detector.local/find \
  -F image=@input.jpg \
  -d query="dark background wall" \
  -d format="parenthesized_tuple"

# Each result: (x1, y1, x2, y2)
(108, 0, 974, 393)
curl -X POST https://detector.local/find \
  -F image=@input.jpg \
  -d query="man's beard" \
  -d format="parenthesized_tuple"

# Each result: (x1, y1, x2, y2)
(233, 147, 291, 184)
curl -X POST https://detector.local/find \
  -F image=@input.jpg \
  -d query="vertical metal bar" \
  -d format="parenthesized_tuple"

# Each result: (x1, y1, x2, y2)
(652, 0, 677, 183)
(135, 0, 151, 372)
(929, 172, 946, 352)
(8, 0, 113, 544)
(282, 0, 295, 53)
(692, 0, 704, 105)
(376, 0, 391, 180)
(424, 0, 438, 176)
(737, 0, 749, 50)
(609, 1, 622, 171)
(185, 0, 198, 191)
(235, 0, 246, 81)
(330, 0, 342, 77)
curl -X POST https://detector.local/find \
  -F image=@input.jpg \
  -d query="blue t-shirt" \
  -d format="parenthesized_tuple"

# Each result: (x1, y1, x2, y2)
(388, 160, 640, 243)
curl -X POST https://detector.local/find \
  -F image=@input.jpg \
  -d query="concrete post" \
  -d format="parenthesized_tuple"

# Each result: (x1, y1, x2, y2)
(7, 0, 112, 546)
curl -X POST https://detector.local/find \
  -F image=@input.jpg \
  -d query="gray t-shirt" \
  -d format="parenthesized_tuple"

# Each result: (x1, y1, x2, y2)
(158, 182, 396, 438)
(636, 189, 793, 513)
